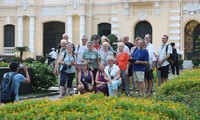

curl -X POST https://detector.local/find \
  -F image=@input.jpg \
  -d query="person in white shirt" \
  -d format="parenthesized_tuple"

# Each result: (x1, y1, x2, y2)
(74, 35, 88, 86)
(117, 37, 130, 55)
(145, 34, 155, 55)
(49, 48, 57, 59)
(144, 34, 156, 95)
(157, 35, 172, 84)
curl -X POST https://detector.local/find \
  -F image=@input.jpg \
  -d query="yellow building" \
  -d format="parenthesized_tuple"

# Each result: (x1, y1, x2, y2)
(0, 0, 200, 65)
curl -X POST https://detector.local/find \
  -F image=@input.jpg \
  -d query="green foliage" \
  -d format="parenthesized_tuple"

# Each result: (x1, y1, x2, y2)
(154, 69, 200, 112)
(107, 34, 118, 45)
(90, 34, 97, 41)
(0, 94, 199, 119)
(27, 62, 57, 91)
(14, 46, 29, 62)
(178, 59, 183, 65)
(0, 61, 9, 67)
(12, 56, 20, 62)
(39, 56, 46, 63)
(194, 35, 200, 54)
(25, 57, 35, 63)
(192, 57, 200, 66)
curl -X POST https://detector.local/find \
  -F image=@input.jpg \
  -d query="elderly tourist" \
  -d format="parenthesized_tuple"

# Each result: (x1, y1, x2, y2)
(143, 41, 156, 96)
(99, 35, 114, 53)
(144, 34, 156, 95)
(104, 56, 122, 96)
(99, 42, 114, 66)
(116, 42, 130, 96)
(132, 39, 149, 97)
(117, 37, 130, 55)
(74, 36, 88, 87)
(77, 62, 94, 93)
(62, 33, 75, 51)
(95, 63, 108, 95)
(82, 41, 100, 80)
(58, 44, 76, 97)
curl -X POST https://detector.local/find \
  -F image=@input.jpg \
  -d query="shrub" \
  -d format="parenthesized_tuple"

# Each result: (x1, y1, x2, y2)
(12, 56, 20, 62)
(39, 56, 46, 63)
(0, 93, 199, 119)
(27, 62, 57, 91)
(192, 57, 200, 66)
(25, 57, 35, 63)
(0, 61, 9, 67)
(154, 68, 200, 112)
(107, 34, 118, 45)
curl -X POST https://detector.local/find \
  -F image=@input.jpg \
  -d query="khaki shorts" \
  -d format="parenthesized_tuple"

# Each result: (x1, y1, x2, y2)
(133, 71, 145, 82)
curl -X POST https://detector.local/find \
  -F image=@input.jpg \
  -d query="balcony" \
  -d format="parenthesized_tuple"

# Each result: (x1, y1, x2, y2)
(4, 47, 14, 55)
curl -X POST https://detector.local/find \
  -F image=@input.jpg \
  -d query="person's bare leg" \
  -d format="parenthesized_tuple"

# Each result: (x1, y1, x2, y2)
(65, 87, 70, 95)
(138, 82, 142, 96)
(114, 90, 118, 96)
(161, 78, 165, 84)
(59, 86, 64, 98)
(142, 82, 146, 97)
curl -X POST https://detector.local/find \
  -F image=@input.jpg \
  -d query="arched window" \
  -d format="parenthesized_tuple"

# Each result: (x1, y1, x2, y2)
(134, 21, 152, 42)
(184, 20, 200, 60)
(98, 23, 111, 37)
(4, 25, 15, 47)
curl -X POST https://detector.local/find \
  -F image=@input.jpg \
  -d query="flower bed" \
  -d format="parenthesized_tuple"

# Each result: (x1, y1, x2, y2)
(154, 68, 200, 112)
(0, 93, 199, 119)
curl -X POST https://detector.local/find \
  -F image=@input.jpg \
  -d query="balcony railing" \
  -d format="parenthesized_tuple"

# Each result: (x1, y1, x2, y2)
(4, 47, 14, 55)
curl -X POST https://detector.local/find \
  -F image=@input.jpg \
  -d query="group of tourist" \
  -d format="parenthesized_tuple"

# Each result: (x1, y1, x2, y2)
(53, 33, 179, 98)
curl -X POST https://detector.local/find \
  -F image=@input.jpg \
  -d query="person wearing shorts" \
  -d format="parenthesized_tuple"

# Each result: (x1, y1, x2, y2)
(132, 38, 149, 96)
(157, 35, 172, 84)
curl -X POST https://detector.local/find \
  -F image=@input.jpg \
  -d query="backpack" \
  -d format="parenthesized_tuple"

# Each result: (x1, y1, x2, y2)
(1, 72, 16, 103)
(166, 44, 175, 65)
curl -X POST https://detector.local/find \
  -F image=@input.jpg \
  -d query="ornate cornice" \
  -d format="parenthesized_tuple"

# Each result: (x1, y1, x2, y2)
(183, 3, 200, 16)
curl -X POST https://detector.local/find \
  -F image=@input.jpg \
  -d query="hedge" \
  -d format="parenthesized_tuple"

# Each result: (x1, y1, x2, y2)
(154, 68, 200, 112)
(0, 93, 199, 119)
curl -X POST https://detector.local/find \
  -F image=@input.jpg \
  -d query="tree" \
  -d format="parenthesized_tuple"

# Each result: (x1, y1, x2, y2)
(14, 46, 29, 63)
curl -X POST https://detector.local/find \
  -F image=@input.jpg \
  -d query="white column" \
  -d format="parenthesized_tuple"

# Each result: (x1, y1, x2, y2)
(29, 16, 35, 52)
(17, 16, 23, 47)
(67, 15, 73, 43)
(80, 15, 85, 44)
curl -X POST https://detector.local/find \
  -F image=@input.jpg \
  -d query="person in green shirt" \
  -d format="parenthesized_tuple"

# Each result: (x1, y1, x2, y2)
(82, 41, 100, 80)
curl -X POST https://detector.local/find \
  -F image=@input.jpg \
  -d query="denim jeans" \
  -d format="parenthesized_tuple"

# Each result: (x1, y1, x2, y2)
(108, 79, 122, 96)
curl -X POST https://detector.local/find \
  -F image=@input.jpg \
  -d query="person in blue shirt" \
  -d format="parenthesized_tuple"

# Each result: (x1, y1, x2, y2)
(132, 38, 149, 97)
(58, 44, 76, 97)
(3, 62, 30, 102)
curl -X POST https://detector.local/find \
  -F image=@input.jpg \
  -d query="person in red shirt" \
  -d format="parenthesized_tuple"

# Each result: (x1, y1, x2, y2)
(93, 35, 100, 52)
(116, 42, 130, 96)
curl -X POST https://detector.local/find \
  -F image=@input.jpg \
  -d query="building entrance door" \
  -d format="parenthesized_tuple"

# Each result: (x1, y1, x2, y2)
(43, 22, 65, 55)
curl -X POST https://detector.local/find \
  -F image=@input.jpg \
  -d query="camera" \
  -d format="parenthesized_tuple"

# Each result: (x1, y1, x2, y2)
(68, 65, 72, 69)
(110, 76, 114, 79)
(19, 64, 24, 68)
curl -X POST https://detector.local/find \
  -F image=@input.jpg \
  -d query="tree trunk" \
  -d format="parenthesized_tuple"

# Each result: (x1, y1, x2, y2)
(20, 51, 23, 63)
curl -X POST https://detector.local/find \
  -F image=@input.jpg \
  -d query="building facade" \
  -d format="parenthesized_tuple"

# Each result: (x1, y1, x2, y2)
(0, 0, 200, 60)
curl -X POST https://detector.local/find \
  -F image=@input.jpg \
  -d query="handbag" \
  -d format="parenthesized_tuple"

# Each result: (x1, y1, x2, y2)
(61, 63, 68, 71)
